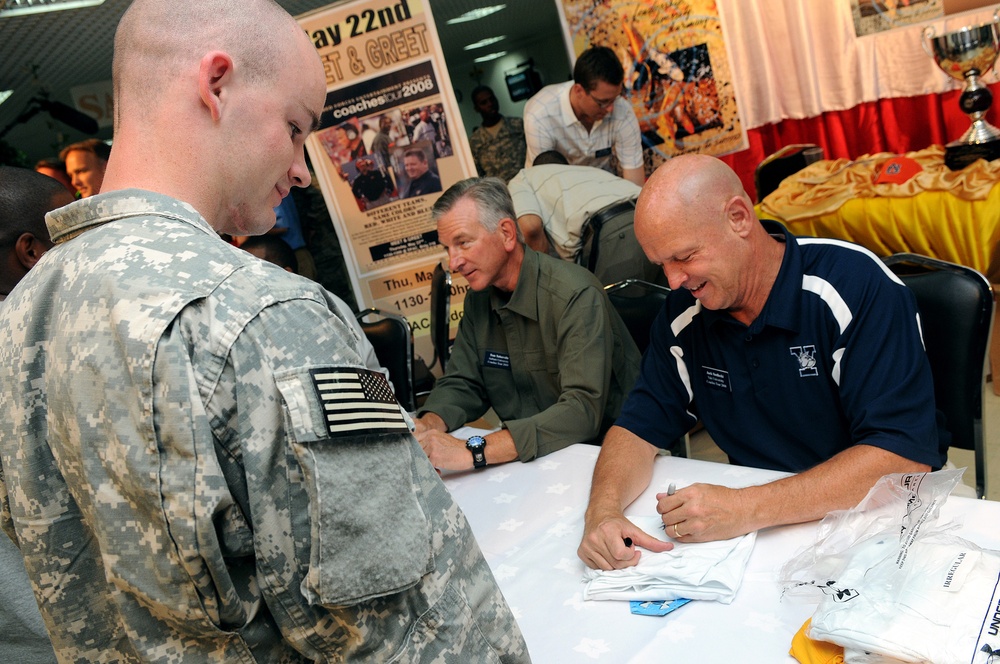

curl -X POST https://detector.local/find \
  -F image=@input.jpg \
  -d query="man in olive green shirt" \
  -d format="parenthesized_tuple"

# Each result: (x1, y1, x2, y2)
(414, 177, 641, 470)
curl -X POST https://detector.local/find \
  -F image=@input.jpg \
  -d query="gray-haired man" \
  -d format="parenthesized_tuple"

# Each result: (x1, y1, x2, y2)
(414, 177, 641, 470)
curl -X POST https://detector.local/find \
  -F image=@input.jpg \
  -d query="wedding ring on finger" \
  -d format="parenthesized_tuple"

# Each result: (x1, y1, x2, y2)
(672, 523, 682, 538)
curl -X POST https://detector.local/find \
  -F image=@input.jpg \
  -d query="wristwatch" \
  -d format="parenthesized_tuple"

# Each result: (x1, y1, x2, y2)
(466, 435, 488, 469)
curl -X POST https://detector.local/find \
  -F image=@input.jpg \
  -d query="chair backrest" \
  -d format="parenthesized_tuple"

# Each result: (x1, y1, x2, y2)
(356, 308, 417, 412)
(884, 253, 994, 497)
(604, 278, 687, 457)
(604, 278, 671, 355)
(580, 206, 664, 287)
(754, 143, 824, 202)
(430, 263, 452, 371)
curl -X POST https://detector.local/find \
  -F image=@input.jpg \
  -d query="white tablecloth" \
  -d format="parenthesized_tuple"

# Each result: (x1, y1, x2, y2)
(443, 444, 1000, 663)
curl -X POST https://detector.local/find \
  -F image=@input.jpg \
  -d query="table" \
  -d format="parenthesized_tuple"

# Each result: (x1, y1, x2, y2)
(758, 145, 1000, 283)
(443, 444, 1000, 663)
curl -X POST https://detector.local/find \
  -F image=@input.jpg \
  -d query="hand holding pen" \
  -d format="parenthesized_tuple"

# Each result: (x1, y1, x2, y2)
(658, 482, 687, 540)
(622, 483, 676, 548)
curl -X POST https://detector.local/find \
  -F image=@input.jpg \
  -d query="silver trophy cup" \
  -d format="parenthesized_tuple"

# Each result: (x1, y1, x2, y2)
(922, 14, 1000, 169)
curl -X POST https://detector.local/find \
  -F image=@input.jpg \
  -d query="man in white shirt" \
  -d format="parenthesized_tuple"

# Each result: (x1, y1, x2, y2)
(508, 151, 661, 285)
(523, 46, 645, 186)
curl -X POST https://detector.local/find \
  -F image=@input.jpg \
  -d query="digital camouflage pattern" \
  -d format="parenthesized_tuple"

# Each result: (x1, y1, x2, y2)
(0, 190, 529, 663)
(469, 116, 527, 183)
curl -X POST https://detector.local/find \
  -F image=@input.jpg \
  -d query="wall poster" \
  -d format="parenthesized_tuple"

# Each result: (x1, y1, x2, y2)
(851, 0, 944, 37)
(556, 0, 747, 171)
(297, 0, 473, 371)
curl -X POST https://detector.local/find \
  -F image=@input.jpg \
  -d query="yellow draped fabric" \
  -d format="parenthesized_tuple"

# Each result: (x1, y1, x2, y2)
(758, 145, 1000, 283)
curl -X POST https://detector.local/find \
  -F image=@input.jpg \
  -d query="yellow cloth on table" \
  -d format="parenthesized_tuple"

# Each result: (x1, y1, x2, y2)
(757, 144, 1000, 282)
(789, 619, 844, 664)
(760, 144, 1000, 222)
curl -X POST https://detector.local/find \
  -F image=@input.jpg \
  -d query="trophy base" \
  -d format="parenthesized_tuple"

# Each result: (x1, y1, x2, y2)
(944, 139, 1000, 170)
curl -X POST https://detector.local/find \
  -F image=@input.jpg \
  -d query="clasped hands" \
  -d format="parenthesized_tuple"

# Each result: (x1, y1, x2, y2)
(578, 483, 753, 571)
(412, 413, 476, 470)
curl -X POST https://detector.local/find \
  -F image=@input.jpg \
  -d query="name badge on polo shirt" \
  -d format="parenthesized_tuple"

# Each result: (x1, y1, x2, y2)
(595, 147, 612, 159)
(483, 350, 511, 370)
(703, 366, 732, 392)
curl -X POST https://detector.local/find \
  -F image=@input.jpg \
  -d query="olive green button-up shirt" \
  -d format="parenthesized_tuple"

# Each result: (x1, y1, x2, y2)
(420, 248, 640, 460)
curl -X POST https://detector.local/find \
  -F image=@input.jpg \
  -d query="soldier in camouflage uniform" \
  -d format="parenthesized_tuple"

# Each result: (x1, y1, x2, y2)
(468, 86, 528, 183)
(0, 1, 530, 662)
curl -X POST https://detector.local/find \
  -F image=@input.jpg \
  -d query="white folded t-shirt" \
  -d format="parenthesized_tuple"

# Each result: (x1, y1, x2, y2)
(582, 515, 756, 604)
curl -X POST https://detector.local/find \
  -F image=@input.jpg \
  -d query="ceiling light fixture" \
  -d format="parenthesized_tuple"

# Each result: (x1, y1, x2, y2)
(464, 35, 506, 51)
(446, 4, 505, 25)
(474, 51, 508, 63)
(0, 0, 105, 18)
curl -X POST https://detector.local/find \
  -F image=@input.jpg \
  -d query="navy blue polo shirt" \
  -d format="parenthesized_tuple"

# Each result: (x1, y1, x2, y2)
(616, 222, 947, 472)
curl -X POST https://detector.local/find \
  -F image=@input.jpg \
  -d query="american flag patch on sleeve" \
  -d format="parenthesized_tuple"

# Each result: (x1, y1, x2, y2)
(309, 368, 410, 437)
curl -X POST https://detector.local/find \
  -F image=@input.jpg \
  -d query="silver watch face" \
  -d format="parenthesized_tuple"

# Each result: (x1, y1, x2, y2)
(467, 435, 486, 449)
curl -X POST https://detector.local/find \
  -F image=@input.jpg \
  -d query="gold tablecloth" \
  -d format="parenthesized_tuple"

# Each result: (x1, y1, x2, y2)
(758, 145, 1000, 283)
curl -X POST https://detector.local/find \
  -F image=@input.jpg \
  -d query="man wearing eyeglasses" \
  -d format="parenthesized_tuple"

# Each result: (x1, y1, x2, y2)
(524, 46, 645, 186)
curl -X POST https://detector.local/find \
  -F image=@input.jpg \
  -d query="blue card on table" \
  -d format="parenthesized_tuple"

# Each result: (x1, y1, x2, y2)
(629, 598, 692, 616)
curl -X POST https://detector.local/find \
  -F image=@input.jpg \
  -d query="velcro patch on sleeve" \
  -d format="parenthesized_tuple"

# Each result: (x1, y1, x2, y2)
(309, 367, 410, 437)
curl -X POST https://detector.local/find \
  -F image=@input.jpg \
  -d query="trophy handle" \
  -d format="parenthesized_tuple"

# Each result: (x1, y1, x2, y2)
(921, 25, 937, 59)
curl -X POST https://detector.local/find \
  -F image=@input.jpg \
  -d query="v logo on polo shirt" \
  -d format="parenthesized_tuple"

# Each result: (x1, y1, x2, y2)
(789, 345, 819, 377)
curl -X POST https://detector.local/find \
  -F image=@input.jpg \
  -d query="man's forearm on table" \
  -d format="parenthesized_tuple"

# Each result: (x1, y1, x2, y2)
(584, 427, 660, 525)
(736, 444, 931, 532)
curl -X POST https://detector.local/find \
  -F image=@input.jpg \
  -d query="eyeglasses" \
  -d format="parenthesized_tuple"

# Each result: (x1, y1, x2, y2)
(586, 88, 620, 110)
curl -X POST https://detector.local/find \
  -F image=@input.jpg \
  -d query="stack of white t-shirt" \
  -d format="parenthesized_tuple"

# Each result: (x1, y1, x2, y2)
(807, 533, 1000, 663)
(582, 516, 756, 604)
(781, 470, 1000, 663)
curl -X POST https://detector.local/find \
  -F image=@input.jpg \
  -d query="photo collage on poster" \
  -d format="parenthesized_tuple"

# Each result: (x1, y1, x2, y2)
(315, 89, 454, 214)
(851, 0, 942, 36)
(311, 59, 462, 271)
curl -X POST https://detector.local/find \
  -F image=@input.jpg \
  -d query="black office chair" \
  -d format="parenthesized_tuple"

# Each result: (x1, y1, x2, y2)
(754, 143, 824, 202)
(604, 278, 671, 354)
(356, 308, 417, 412)
(430, 262, 452, 372)
(579, 198, 662, 287)
(884, 253, 994, 498)
(604, 278, 686, 457)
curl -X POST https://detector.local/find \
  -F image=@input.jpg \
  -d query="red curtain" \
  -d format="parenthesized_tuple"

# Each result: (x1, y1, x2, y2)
(721, 81, 1000, 201)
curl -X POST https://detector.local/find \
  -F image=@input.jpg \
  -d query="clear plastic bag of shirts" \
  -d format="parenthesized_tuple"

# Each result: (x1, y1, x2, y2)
(779, 469, 1000, 663)
(779, 469, 964, 601)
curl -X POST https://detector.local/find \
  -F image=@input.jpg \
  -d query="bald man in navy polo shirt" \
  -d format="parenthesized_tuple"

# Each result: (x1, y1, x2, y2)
(578, 154, 946, 571)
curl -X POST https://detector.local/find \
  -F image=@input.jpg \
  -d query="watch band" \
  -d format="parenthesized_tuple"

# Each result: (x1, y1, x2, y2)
(466, 435, 487, 469)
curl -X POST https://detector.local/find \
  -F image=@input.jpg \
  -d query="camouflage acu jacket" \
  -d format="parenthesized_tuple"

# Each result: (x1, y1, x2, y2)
(0, 190, 529, 663)
(470, 116, 527, 183)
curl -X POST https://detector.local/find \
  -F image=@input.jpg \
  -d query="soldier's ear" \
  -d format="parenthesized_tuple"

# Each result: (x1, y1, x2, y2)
(198, 51, 235, 122)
